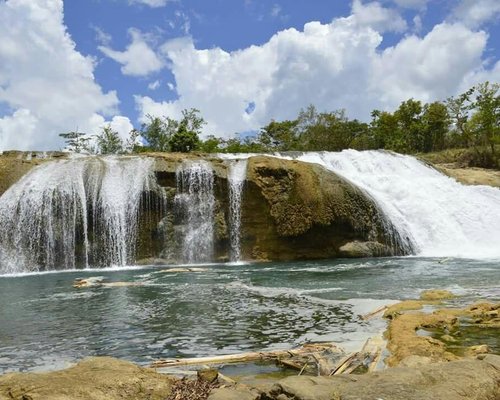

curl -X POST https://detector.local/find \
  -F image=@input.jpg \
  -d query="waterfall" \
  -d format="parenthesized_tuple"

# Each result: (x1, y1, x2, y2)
(175, 161, 215, 263)
(0, 156, 163, 273)
(285, 150, 500, 258)
(227, 159, 248, 262)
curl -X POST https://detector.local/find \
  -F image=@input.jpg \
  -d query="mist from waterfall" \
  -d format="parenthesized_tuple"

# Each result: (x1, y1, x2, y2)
(0, 156, 163, 273)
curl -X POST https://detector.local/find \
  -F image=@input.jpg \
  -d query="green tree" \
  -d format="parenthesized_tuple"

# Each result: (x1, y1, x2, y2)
(198, 135, 222, 153)
(370, 110, 400, 150)
(141, 115, 176, 152)
(96, 125, 123, 154)
(297, 106, 367, 151)
(421, 102, 450, 152)
(446, 87, 475, 147)
(169, 108, 206, 152)
(169, 124, 200, 152)
(124, 129, 143, 153)
(259, 119, 299, 151)
(394, 99, 423, 152)
(469, 81, 500, 154)
(59, 130, 91, 153)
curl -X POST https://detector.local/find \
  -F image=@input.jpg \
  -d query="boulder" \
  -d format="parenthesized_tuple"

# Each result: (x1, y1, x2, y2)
(240, 156, 407, 261)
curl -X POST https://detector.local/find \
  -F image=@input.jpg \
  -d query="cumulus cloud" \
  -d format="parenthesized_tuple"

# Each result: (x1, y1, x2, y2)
(351, 0, 407, 33)
(392, 0, 429, 9)
(0, 0, 127, 151)
(99, 29, 164, 76)
(450, 0, 500, 29)
(135, 9, 495, 139)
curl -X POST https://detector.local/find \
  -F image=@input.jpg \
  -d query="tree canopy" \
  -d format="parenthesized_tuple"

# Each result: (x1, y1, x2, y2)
(59, 81, 499, 168)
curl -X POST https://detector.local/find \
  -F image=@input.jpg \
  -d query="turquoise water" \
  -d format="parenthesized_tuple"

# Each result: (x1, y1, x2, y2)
(0, 257, 498, 373)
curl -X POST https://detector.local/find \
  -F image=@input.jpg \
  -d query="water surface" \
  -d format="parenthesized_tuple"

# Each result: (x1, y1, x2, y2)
(0, 257, 498, 373)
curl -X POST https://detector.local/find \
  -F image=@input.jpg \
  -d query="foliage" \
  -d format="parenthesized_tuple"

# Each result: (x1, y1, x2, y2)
(95, 125, 123, 154)
(140, 115, 175, 152)
(59, 81, 499, 168)
(59, 130, 92, 153)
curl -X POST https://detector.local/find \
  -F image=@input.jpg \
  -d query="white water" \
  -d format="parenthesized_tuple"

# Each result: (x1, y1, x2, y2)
(175, 161, 215, 263)
(283, 150, 500, 258)
(0, 156, 161, 273)
(226, 159, 248, 262)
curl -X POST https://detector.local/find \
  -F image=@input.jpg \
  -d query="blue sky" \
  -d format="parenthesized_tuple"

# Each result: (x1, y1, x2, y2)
(0, 0, 499, 150)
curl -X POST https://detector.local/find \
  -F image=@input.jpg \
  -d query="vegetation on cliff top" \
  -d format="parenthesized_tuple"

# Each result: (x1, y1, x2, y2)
(60, 81, 499, 168)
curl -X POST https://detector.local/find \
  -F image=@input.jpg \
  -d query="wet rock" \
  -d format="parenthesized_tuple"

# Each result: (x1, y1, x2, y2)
(241, 156, 408, 261)
(420, 289, 455, 301)
(338, 240, 392, 257)
(385, 310, 459, 366)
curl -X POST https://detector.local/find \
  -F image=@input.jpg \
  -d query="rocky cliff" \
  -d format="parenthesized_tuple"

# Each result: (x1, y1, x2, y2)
(0, 152, 408, 264)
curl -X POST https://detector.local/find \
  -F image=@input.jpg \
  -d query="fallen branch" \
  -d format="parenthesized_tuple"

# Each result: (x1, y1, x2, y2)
(330, 352, 359, 376)
(361, 305, 388, 321)
(150, 343, 341, 369)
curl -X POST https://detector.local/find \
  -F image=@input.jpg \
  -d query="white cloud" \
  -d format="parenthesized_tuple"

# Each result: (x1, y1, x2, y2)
(0, 0, 125, 151)
(99, 29, 164, 76)
(372, 23, 488, 105)
(93, 26, 112, 46)
(351, 0, 407, 33)
(392, 0, 429, 9)
(135, 16, 495, 139)
(106, 115, 134, 142)
(129, 0, 171, 8)
(148, 80, 161, 90)
(450, 0, 500, 29)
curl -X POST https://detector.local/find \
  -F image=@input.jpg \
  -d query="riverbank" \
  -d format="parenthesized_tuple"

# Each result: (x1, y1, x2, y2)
(1, 291, 498, 400)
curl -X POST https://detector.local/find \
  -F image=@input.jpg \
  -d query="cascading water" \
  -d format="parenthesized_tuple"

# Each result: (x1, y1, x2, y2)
(0, 156, 163, 273)
(175, 161, 215, 263)
(284, 150, 500, 258)
(226, 159, 248, 262)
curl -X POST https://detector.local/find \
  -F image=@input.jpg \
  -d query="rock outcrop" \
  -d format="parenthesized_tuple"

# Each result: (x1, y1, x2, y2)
(0, 152, 408, 263)
(266, 355, 500, 400)
(1, 355, 499, 400)
(0, 357, 173, 400)
(240, 156, 404, 260)
(434, 163, 500, 188)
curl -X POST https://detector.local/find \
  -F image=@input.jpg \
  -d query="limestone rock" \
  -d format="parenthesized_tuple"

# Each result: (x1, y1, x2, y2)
(420, 289, 455, 301)
(338, 241, 391, 257)
(267, 358, 500, 400)
(241, 156, 408, 261)
(208, 386, 261, 400)
(0, 357, 173, 400)
(197, 368, 219, 383)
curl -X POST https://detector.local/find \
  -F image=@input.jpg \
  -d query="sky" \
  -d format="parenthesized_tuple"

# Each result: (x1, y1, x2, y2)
(0, 0, 499, 151)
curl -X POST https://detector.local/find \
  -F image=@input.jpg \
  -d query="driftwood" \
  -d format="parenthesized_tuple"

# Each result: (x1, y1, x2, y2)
(361, 305, 389, 321)
(330, 352, 360, 375)
(150, 337, 386, 378)
(361, 335, 385, 372)
(150, 343, 342, 369)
